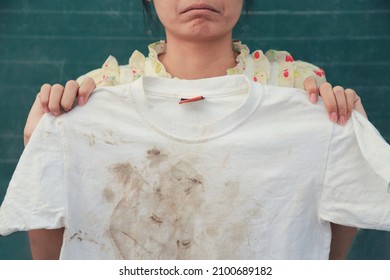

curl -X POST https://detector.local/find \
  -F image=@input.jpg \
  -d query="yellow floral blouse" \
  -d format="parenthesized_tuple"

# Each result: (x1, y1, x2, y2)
(76, 40, 326, 89)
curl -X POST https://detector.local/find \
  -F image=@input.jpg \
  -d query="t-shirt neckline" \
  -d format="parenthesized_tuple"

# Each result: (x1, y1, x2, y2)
(130, 75, 263, 143)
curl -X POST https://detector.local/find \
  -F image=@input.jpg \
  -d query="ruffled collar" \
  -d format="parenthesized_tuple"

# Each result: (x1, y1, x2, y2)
(146, 40, 254, 78)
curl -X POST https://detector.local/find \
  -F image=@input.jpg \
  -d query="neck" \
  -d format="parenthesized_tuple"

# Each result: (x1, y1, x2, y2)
(159, 33, 238, 80)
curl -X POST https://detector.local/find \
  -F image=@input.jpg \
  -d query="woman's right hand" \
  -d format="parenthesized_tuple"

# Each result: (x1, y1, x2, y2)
(23, 77, 96, 145)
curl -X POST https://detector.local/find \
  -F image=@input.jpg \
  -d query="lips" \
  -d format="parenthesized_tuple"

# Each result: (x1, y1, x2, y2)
(180, 4, 220, 14)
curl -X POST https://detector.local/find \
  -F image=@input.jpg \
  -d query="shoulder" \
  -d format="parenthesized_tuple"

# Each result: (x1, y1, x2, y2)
(259, 84, 328, 116)
(261, 84, 309, 103)
(77, 50, 145, 86)
(242, 42, 327, 89)
(52, 84, 131, 128)
(265, 49, 326, 89)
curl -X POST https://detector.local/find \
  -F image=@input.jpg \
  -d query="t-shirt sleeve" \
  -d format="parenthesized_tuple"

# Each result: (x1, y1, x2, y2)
(0, 115, 66, 236)
(319, 111, 390, 230)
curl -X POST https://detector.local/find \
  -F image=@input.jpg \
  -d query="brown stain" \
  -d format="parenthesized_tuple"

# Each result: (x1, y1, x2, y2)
(153, 185, 163, 199)
(108, 163, 134, 186)
(121, 231, 152, 254)
(108, 162, 148, 259)
(150, 213, 163, 224)
(106, 155, 259, 258)
(177, 239, 192, 249)
(147, 148, 161, 156)
(106, 155, 206, 259)
(147, 148, 168, 167)
(102, 186, 115, 203)
(171, 161, 204, 195)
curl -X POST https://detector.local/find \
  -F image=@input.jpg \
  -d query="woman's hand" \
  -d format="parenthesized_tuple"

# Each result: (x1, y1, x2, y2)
(304, 77, 367, 125)
(23, 77, 96, 145)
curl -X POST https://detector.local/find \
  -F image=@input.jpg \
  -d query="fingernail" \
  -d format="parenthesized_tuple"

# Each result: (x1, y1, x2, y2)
(329, 112, 338, 123)
(43, 107, 49, 113)
(78, 96, 85, 106)
(310, 94, 317, 104)
(339, 115, 346, 126)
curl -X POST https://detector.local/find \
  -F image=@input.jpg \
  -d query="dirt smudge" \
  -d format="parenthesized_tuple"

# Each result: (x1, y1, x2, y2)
(107, 153, 205, 259)
(108, 163, 134, 186)
(147, 148, 168, 167)
(102, 186, 115, 203)
(69, 230, 98, 244)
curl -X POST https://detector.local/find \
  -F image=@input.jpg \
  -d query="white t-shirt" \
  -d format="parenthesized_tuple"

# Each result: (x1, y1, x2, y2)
(1, 75, 389, 259)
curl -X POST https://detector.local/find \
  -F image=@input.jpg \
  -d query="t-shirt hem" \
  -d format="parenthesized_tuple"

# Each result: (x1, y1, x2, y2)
(0, 210, 13, 236)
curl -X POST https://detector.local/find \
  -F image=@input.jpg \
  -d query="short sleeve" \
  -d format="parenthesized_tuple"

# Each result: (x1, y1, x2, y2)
(265, 50, 326, 89)
(0, 115, 66, 236)
(76, 55, 121, 87)
(294, 60, 326, 90)
(75, 51, 146, 87)
(319, 111, 390, 230)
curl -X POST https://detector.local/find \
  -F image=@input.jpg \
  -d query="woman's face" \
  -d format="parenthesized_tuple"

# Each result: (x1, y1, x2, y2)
(153, 0, 243, 41)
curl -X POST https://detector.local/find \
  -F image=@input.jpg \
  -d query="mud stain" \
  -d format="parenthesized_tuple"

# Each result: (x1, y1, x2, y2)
(108, 163, 134, 186)
(69, 230, 98, 244)
(153, 185, 163, 199)
(102, 186, 115, 203)
(70, 230, 82, 241)
(150, 213, 163, 224)
(107, 155, 206, 259)
(147, 148, 168, 167)
(121, 231, 152, 254)
(171, 161, 204, 195)
(177, 239, 192, 249)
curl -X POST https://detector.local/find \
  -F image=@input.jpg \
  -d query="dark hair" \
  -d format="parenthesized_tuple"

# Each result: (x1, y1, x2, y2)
(141, 0, 255, 27)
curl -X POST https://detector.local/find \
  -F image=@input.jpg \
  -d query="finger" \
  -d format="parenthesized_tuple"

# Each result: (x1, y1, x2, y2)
(60, 80, 79, 112)
(38, 84, 51, 113)
(304, 76, 319, 104)
(346, 89, 368, 119)
(48, 84, 65, 116)
(319, 82, 338, 123)
(333, 86, 347, 126)
(78, 77, 96, 106)
(344, 88, 356, 119)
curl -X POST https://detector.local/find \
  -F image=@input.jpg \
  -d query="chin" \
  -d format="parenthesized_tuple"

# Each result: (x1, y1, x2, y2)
(186, 21, 227, 38)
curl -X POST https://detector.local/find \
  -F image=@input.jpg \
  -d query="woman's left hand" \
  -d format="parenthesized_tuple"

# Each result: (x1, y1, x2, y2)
(303, 77, 367, 125)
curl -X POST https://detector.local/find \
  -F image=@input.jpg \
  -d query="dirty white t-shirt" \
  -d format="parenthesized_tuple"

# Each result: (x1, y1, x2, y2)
(1, 75, 390, 259)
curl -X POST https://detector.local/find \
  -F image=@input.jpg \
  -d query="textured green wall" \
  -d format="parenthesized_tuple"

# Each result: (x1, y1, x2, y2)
(0, 0, 389, 259)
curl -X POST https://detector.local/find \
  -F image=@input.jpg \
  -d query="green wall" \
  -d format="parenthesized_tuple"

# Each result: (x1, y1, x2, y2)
(0, 0, 389, 259)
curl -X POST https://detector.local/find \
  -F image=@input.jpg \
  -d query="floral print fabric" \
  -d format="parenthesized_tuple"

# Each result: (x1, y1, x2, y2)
(77, 40, 326, 89)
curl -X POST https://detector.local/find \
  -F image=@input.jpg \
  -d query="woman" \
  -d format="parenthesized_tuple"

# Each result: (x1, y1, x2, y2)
(3, 0, 386, 260)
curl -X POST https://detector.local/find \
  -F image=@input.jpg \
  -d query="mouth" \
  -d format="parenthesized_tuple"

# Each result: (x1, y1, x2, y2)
(180, 4, 220, 14)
